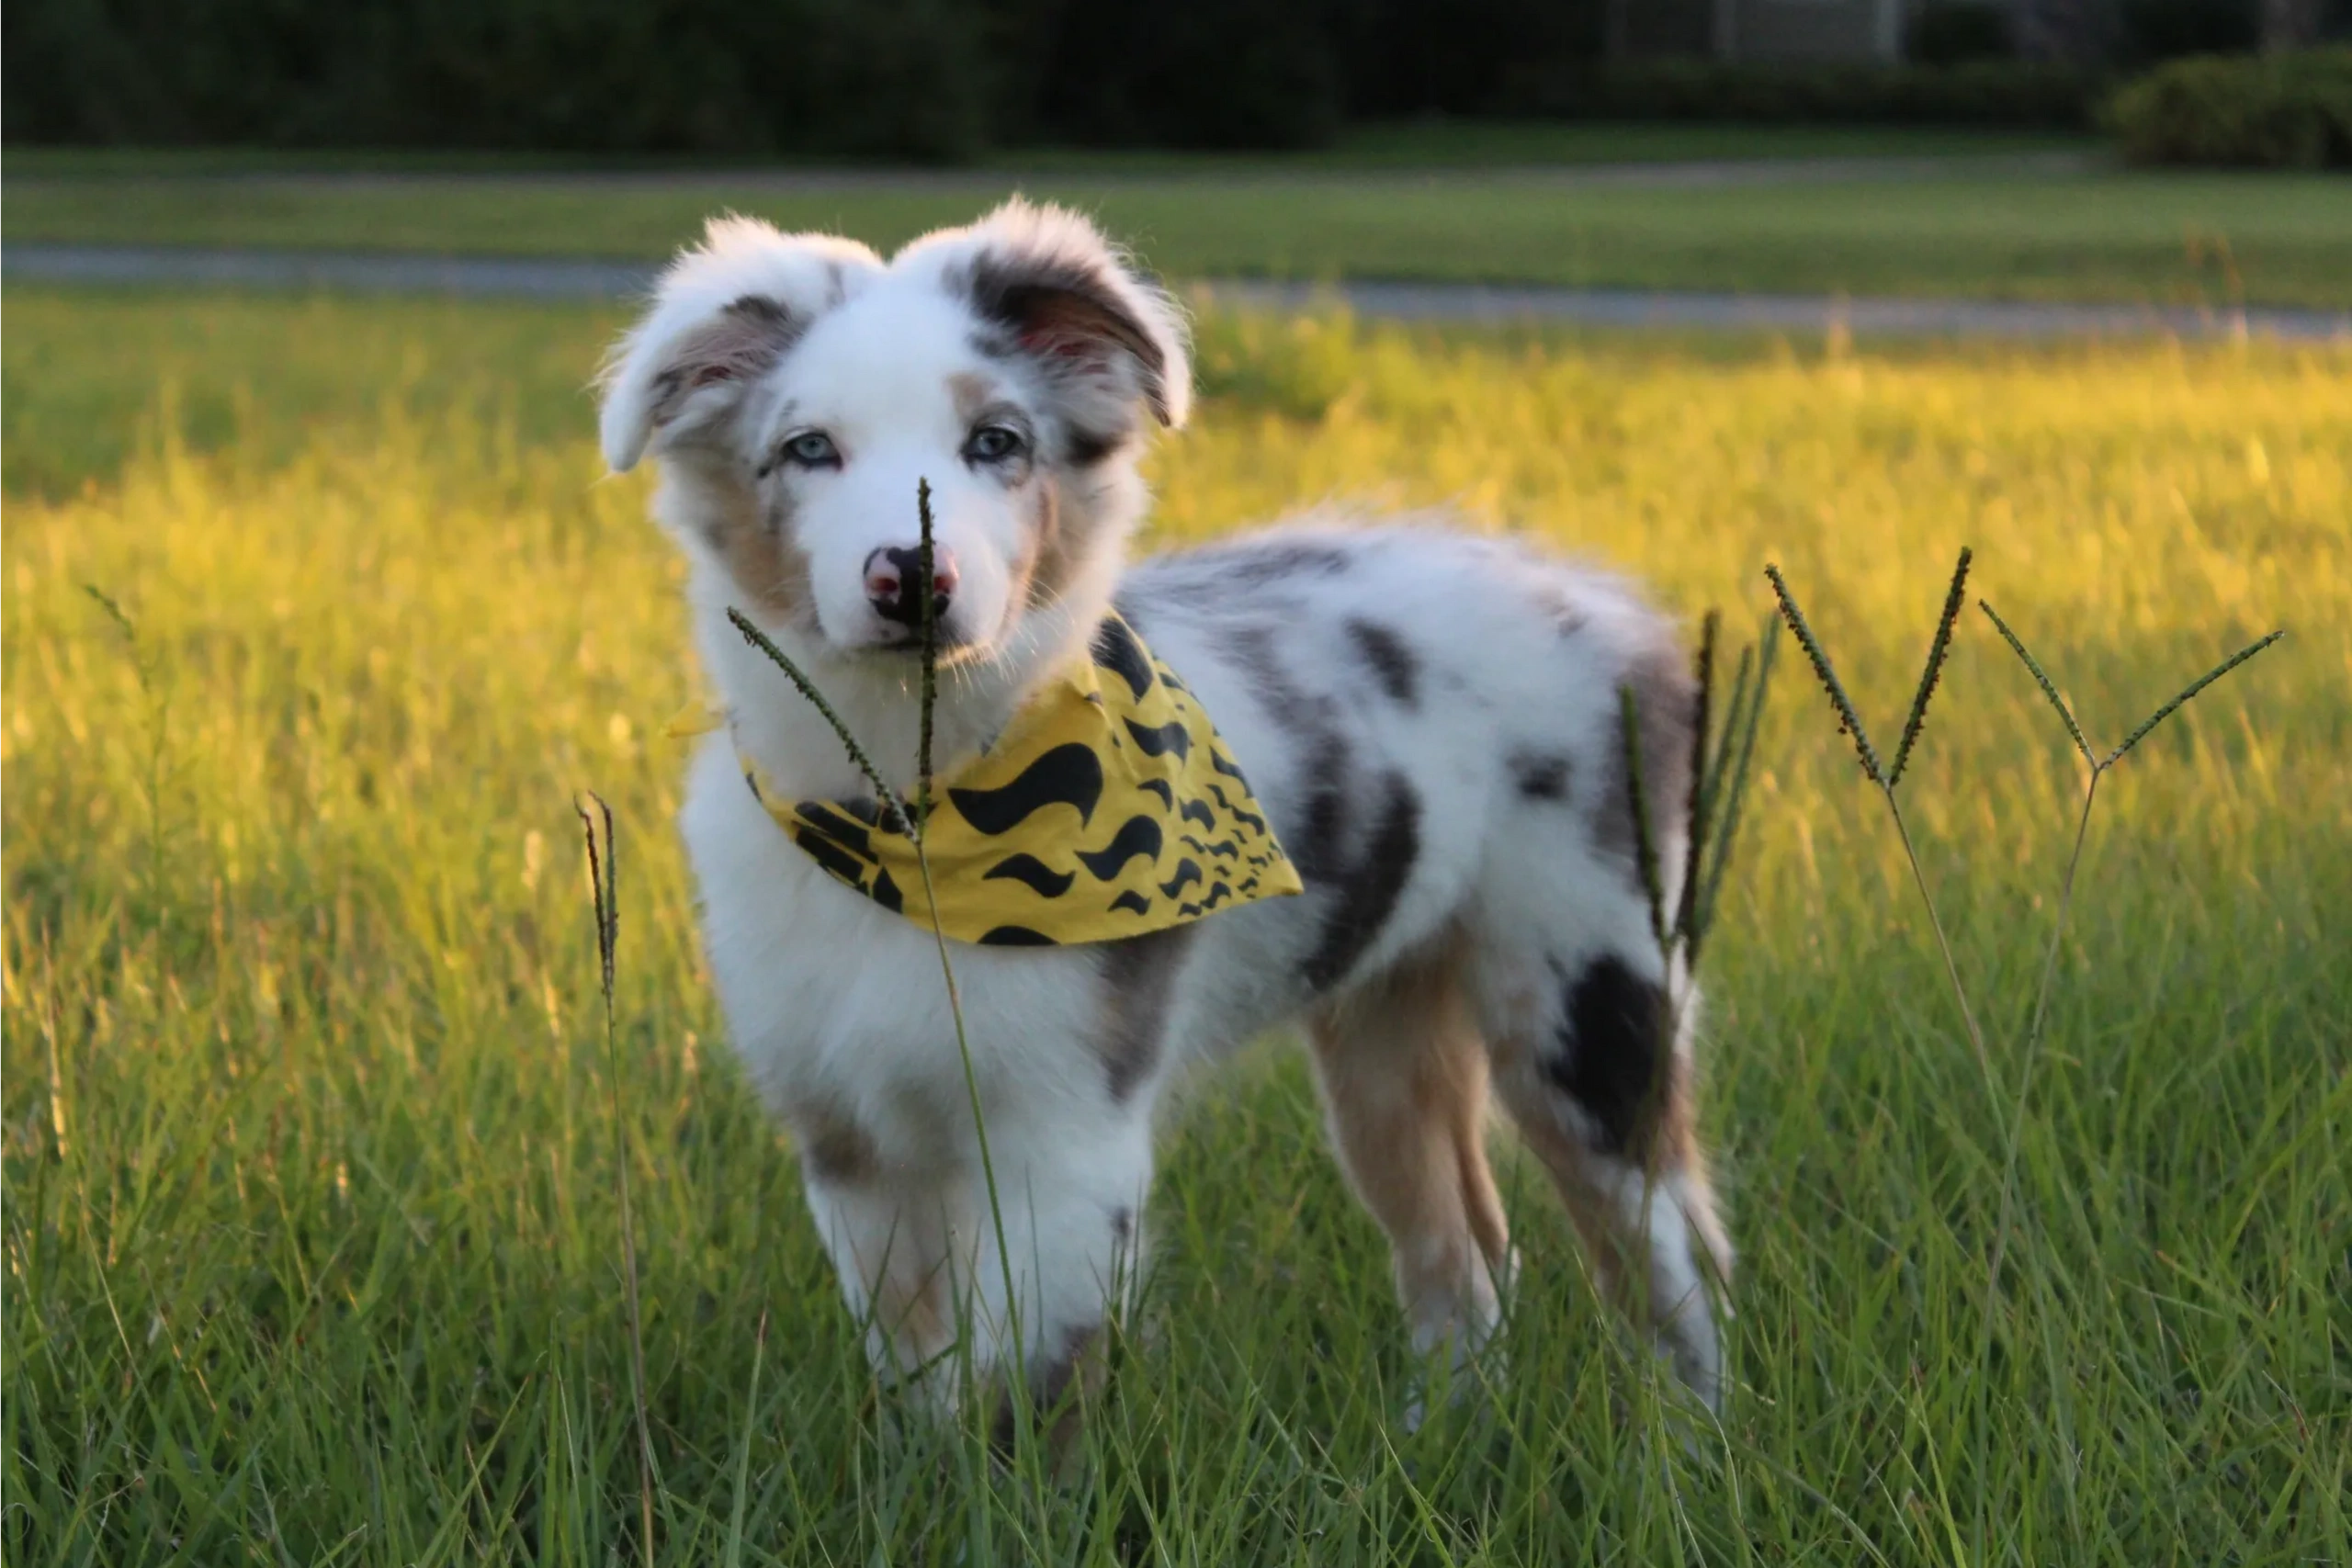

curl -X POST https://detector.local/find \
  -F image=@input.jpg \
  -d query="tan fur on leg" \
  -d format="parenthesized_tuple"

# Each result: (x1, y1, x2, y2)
(1309, 949, 1513, 1399)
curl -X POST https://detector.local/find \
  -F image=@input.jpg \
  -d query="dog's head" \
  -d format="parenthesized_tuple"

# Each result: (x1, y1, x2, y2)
(601, 200, 1190, 663)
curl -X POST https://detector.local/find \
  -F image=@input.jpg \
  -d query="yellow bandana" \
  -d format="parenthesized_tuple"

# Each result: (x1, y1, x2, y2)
(731, 615, 1304, 946)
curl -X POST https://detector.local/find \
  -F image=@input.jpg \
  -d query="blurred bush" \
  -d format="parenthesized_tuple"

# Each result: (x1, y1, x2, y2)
(1912, 4, 2018, 67)
(2108, 49, 2352, 166)
(1, 0, 2120, 155)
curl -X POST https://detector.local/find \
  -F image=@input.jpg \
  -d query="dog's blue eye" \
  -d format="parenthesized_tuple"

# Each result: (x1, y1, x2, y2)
(966, 424, 1025, 463)
(781, 432, 839, 468)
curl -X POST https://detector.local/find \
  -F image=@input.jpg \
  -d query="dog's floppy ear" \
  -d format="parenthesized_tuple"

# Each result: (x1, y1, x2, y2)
(599, 217, 881, 472)
(951, 199, 1193, 433)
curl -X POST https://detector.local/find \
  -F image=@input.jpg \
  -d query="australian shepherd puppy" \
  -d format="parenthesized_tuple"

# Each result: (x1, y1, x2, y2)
(598, 199, 1732, 1437)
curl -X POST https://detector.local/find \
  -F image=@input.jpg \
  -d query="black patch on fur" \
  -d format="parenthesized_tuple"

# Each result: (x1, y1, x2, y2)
(1075, 816, 1164, 881)
(950, 743, 1104, 833)
(1285, 731, 1355, 886)
(1510, 750, 1572, 802)
(727, 293, 789, 327)
(1298, 772, 1420, 992)
(1091, 616, 1155, 699)
(1345, 618, 1419, 706)
(1097, 927, 1192, 1102)
(1063, 425, 1125, 468)
(961, 252, 1172, 423)
(978, 925, 1056, 947)
(1542, 954, 1666, 1156)
(1223, 543, 1352, 589)
(1110, 1206, 1134, 1246)
(982, 853, 1077, 898)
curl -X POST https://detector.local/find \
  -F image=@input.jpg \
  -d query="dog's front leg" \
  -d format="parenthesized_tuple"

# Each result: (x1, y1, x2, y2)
(966, 1109, 1154, 1454)
(799, 1101, 1152, 1446)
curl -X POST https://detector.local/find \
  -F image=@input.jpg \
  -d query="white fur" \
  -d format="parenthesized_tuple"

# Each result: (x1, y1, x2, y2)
(603, 201, 1731, 1426)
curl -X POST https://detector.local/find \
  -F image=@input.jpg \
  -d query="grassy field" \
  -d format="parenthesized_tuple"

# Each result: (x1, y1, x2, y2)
(10, 162, 2351, 311)
(1, 123, 2094, 179)
(4, 288, 2348, 1565)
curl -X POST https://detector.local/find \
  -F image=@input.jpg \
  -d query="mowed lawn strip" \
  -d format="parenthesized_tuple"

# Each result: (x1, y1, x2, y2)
(2, 122, 2096, 178)
(7, 165, 2348, 309)
(5, 288, 2346, 1564)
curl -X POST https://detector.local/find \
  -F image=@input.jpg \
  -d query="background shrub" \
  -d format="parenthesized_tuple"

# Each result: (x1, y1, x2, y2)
(0, 0, 2109, 154)
(2109, 49, 2352, 167)
(1912, 4, 2018, 66)
(1499, 61, 2101, 129)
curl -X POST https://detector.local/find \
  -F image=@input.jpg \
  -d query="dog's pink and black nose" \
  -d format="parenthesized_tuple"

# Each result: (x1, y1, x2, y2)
(864, 546, 960, 628)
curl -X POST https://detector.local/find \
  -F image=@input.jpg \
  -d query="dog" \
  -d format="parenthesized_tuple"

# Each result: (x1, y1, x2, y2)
(598, 199, 1732, 1437)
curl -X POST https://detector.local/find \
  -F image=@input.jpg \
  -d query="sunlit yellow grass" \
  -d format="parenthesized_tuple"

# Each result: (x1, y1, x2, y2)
(4, 293, 2346, 1564)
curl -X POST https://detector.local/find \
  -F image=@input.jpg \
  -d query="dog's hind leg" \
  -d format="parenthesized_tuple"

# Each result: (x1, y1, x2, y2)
(1308, 946, 1514, 1425)
(1479, 942, 1733, 1414)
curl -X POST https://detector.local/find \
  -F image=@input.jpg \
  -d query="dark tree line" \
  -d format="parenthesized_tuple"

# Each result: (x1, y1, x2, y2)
(3, 0, 2319, 155)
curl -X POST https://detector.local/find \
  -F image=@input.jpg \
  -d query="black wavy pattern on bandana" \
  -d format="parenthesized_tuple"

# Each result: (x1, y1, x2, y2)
(981, 854, 1077, 898)
(978, 925, 1057, 947)
(1204, 782, 1270, 837)
(948, 743, 1105, 834)
(1158, 858, 1204, 898)
(793, 828, 869, 888)
(1110, 890, 1151, 916)
(1123, 717, 1192, 761)
(1091, 617, 1156, 700)
(797, 802, 875, 858)
(1177, 798, 1216, 831)
(1075, 816, 1164, 881)
(1137, 778, 1174, 809)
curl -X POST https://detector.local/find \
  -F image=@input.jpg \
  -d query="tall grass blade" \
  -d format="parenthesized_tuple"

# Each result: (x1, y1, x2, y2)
(1698, 641, 1753, 838)
(899, 479, 1020, 1460)
(1618, 683, 1670, 950)
(1765, 563, 1882, 784)
(915, 477, 939, 830)
(2103, 628, 2286, 768)
(1977, 600, 2093, 767)
(727, 607, 910, 829)
(721, 1309, 769, 1568)
(573, 792, 656, 1568)
(1674, 611, 1719, 947)
(1694, 614, 1778, 951)
(1888, 547, 1971, 789)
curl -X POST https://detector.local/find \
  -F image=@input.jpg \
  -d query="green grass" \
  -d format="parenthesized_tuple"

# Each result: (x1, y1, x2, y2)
(8, 164, 2351, 310)
(5, 288, 2348, 1565)
(1, 123, 2090, 179)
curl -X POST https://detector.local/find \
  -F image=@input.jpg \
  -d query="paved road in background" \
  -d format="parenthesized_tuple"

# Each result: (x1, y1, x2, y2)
(7, 242, 2346, 343)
